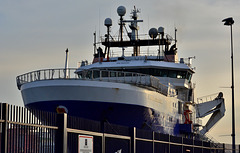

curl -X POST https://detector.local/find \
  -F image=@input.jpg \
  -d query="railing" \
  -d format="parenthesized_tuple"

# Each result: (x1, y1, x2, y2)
(100, 33, 173, 43)
(16, 68, 176, 96)
(0, 103, 57, 153)
(16, 68, 79, 89)
(197, 93, 221, 104)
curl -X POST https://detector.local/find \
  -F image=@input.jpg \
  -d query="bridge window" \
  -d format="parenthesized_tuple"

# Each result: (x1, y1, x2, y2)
(160, 70, 168, 77)
(100, 68, 191, 80)
(102, 71, 109, 77)
(169, 71, 177, 78)
(177, 71, 187, 79)
(110, 72, 116, 77)
(186, 72, 192, 82)
(93, 71, 100, 78)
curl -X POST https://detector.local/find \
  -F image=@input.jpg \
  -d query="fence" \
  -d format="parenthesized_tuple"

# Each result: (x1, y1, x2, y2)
(0, 103, 239, 153)
(0, 103, 57, 153)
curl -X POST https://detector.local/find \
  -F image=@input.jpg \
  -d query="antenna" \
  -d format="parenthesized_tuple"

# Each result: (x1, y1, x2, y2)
(93, 32, 97, 55)
(98, 8, 101, 44)
(64, 48, 69, 78)
(157, 27, 164, 60)
(175, 27, 177, 46)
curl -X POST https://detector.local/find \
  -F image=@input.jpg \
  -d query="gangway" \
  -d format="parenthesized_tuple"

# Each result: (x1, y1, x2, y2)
(196, 92, 225, 135)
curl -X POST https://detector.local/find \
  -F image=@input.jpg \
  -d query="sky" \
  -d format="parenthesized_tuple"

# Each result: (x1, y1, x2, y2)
(0, 0, 240, 144)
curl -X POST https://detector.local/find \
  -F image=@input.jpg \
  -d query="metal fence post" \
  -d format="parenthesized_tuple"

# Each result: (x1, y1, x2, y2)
(55, 113, 68, 153)
(102, 133, 105, 153)
(169, 134, 170, 153)
(182, 137, 183, 153)
(131, 127, 136, 153)
(101, 120, 105, 153)
(152, 131, 155, 153)
(1, 103, 8, 153)
(222, 143, 225, 153)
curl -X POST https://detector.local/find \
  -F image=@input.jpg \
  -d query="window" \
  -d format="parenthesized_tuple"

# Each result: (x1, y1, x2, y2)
(101, 71, 109, 77)
(168, 71, 177, 78)
(186, 72, 192, 82)
(93, 71, 100, 78)
(107, 68, 191, 80)
(177, 71, 187, 79)
(160, 70, 168, 77)
(110, 72, 116, 77)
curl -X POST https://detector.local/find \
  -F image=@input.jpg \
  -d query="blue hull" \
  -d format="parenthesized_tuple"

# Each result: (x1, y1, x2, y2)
(26, 100, 179, 135)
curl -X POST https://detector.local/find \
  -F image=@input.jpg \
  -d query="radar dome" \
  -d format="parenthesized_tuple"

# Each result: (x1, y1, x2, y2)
(149, 28, 158, 38)
(117, 6, 126, 16)
(158, 27, 164, 34)
(104, 18, 112, 27)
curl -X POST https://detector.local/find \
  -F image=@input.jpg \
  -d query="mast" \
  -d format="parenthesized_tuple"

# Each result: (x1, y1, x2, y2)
(158, 27, 164, 60)
(117, 6, 126, 43)
(104, 18, 112, 59)
(101, 6, 172, 59)
(123, 6, 143, 56)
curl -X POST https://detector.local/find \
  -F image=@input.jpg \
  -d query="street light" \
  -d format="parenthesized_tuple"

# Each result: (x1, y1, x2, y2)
(222, 17, 235, 153)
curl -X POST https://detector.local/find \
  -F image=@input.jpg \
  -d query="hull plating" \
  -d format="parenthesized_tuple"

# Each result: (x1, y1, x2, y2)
(27, 100, 179, 135)
(21, 79, 182, 135)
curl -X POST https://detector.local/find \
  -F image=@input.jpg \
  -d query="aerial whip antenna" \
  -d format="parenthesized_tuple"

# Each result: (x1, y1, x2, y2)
(64, 48, 69, 78)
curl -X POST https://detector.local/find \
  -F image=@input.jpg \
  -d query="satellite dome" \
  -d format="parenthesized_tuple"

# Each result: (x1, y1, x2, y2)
(104, 18, 112, 27)
(158, 27, 164, 34)
(149, 28, 158, 38)
(117, 6, 126, 16)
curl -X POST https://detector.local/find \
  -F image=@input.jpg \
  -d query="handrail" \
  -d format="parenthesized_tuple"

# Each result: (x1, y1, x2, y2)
(16, 68, 79, 89)
(16, 68, 176, 96)
(197, 93, 221, 104)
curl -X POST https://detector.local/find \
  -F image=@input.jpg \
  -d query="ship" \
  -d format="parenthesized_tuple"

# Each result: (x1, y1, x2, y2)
(16, 6, 225, 138)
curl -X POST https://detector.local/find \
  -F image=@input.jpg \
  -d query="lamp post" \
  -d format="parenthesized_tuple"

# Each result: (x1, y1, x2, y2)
(222, 17, 235, 153)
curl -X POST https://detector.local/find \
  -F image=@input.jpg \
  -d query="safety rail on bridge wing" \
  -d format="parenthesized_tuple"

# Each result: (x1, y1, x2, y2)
(16, 68, 176, 96)
(196, 92, 223, 104)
